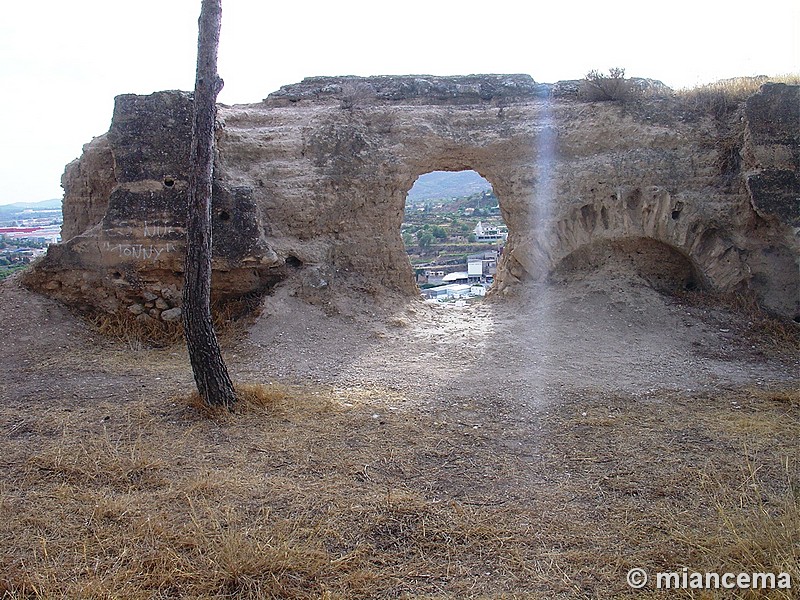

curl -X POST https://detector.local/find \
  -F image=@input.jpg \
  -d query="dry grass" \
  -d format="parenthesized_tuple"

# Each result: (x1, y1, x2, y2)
(2, 379, 798, 598)
(668, 388, 800, 599)
(88, 298, 255, 349)
(184, 382, 335, 419)
(673, 289, 800, 357)
(676, 74, 800, 117)
(90, 310, 184, 349)
(684, 453, 799, 582)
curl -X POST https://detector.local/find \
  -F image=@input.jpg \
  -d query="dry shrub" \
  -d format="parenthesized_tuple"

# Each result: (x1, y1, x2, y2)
(340, 80, 374, 110)
(580, 67, 636, 102)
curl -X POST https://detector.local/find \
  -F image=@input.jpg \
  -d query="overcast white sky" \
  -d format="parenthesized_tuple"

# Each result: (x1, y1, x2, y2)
(1, 0, 797, 205)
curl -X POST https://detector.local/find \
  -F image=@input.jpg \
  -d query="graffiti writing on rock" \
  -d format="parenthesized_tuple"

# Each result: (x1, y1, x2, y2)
(104, 222, 180, 261)
(105, 242, 176, 261)
(143, 221, 175, 238)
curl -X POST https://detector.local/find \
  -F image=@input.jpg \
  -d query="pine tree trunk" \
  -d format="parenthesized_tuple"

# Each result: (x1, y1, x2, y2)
(182, 0, 237, 408)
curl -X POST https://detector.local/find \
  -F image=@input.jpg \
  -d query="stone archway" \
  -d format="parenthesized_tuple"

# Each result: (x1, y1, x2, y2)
(402, 169, 507, 298)
(390, 146, 535, 300)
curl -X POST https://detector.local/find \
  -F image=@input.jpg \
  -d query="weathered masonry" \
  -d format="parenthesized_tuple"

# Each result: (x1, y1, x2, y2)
(24, 75, 799, 320)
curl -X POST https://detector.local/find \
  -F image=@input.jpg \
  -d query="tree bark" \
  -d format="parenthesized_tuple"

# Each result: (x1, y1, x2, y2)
(182, 0, 237, 408)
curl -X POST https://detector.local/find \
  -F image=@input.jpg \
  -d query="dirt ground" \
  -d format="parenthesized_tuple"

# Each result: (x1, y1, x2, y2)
(0, 272, 797, 599)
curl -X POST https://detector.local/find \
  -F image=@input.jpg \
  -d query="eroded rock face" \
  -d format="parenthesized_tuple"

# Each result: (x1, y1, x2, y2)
(743, 83, 800, 226)
(27, 91, 286, 319)
(25, 75, 800, 320)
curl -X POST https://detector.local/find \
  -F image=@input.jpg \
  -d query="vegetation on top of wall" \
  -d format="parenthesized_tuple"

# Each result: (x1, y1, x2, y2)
(676, 74, 800, 118)
(580, 67, 637, 102)
(579, 69, 799, 119)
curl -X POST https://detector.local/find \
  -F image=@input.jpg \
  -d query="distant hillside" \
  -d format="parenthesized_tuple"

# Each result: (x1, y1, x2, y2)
(0, 199, 61, 213)
(406, 171, 492, 203)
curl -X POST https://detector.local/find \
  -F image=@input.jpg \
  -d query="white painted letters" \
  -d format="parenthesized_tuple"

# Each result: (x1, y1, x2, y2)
(143, 221, 175, 238)
(104, 241, 177, 261)
(104, 222, 179, 261)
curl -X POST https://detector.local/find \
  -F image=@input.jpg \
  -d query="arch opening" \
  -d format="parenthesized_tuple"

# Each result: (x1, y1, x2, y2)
(549, 237, 704, 294)
(402, 170, 508, 304)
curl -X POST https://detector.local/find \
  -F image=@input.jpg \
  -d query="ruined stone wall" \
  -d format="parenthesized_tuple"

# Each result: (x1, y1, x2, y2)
(24, 76, 799, 320)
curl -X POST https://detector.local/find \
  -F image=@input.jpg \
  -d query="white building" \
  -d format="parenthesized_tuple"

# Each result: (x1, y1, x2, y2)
(421, 283, 473, 301)
(442, 271, 469, 285)
(473, 221, 508, 243)
(467, 250, 498, 283)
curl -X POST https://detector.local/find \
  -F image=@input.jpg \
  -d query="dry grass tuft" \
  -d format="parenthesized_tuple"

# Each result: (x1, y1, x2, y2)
(750, 388, 800, 409)
(235, 382, 319, 412)
(25, 422, 165, 491)
(675, 454, 800, 598)
(183, 382, 335, 418)
(722, 293, 799, 351)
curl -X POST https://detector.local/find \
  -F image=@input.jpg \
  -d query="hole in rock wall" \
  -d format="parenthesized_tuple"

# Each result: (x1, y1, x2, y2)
(285, 255, 303, 269)
(671, 201, 684, 221)
(402, 170, 508, 304)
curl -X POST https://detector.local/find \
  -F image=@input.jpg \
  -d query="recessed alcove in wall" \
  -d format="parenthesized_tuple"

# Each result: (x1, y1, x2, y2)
(549, 237, 704, 293)
(402, 170, 509, 303)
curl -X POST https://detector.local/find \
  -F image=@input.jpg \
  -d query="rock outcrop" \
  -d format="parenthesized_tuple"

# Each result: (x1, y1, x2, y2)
(24, 75, 799, 320)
